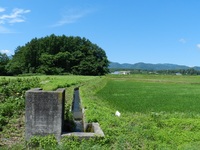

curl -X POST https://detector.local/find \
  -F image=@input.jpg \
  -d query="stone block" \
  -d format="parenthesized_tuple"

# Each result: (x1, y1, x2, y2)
(25, 88, 65, 141)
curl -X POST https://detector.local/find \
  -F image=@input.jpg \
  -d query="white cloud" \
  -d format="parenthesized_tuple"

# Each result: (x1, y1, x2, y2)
(197, 44, 200, 49)
(0, 49, 11, 55)
(179, 38, 186, 44)
(0, 25, 13, 33)
(0, 8, 31, 25)
(9, 18, 25, 23)
(52, 8, 92, 27)
(0, 7, 5, 13)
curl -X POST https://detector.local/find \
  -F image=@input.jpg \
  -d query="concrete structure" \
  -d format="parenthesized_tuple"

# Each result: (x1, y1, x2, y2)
(25, 87, 104, 141)
(63, 87, 105, 139)
(25, 88, 65, 141)
(71, 87, 84, 132)
(62, 123, 105, 139)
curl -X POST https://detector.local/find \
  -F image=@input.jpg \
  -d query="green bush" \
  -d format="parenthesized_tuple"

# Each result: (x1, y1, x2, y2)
(0, 77, 41, 134)
(26, 135, 58, 149)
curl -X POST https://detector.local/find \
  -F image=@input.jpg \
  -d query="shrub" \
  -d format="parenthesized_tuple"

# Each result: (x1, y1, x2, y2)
(26, 135, 58, 149)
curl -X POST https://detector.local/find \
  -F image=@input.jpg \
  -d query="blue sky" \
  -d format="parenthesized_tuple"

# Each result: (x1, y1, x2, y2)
(1, 0, 200, 67)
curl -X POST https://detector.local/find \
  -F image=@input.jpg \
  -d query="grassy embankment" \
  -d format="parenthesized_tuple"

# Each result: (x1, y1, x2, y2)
(2, 74, 200, 149)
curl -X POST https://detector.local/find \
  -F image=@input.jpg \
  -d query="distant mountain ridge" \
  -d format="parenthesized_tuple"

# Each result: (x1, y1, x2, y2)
(109, 62, 200, 71)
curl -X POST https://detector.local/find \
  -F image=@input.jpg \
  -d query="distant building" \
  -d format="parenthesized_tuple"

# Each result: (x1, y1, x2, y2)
(176, 72, 182, 76)
(120, 71, 131, 75)
(111, 71, 131, 75)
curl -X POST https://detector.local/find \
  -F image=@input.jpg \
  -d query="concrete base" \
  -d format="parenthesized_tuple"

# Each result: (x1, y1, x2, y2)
(61, 123, 104, 140)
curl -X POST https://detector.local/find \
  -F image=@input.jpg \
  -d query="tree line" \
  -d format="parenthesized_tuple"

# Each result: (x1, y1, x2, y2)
(0, 34, 109, 76)
(156, 68, 200, 75)
(110, 68, 200, 75)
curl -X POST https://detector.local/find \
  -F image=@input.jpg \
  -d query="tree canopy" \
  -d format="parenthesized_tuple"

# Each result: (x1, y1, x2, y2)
(0, 52, 9, 75)
(7, 34, 109, 75)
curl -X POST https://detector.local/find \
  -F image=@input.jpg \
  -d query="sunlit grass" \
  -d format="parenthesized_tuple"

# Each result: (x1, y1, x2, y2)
(96, 75, 200, 113)
(0, 75, 97, 91)
(38, 75, 97, 90)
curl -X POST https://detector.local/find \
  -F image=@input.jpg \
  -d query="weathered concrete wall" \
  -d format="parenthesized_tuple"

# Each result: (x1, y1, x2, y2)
(25, 88, 65, 141)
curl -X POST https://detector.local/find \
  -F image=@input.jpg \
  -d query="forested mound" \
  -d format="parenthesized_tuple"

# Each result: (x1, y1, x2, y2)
(6, 34, 109, 75)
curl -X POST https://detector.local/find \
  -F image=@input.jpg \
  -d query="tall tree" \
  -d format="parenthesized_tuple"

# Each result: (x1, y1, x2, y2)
(0, 52, 9, 75)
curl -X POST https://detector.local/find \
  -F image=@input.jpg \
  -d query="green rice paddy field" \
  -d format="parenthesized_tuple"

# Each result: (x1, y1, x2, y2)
(2, 74, 200, 149)
(97, 75, 200, 113)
